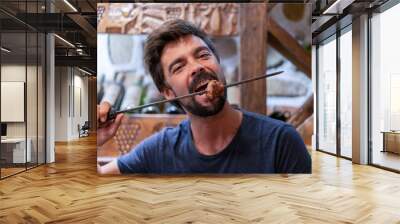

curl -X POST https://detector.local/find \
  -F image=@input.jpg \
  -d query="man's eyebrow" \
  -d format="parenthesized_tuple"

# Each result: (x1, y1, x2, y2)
(168, 57, 185, 74)
(193, 46, 211, 55)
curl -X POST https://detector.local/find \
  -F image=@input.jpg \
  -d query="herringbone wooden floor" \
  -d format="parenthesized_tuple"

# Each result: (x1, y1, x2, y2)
(1, 135, 399, 224)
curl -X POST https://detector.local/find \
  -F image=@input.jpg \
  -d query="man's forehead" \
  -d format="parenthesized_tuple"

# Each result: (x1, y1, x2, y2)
(161, 35, 209, 57)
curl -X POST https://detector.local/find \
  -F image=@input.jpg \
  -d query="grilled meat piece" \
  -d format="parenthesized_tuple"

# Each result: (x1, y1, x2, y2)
(206, 80, 224, 100)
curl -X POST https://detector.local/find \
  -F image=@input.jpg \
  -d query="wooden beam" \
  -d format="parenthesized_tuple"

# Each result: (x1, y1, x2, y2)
(266, 17, 313, 134)
(239, 3, 268, 114)
(288, 94, 313, 128)
(267, 18, 311, 78)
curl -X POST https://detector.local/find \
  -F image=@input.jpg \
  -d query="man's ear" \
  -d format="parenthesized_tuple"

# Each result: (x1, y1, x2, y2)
(162, 86, 176, 100)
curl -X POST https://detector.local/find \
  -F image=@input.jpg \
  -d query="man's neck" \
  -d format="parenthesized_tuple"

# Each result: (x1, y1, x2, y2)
(189, 103, 243, 156)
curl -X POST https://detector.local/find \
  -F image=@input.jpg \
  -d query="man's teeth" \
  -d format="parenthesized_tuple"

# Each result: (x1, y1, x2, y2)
(196, 82, 209, 91)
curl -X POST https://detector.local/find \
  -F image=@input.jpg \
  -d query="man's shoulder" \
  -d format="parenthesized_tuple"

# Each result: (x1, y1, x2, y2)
(242, 110, 289, 130)
(240, 110, 300, 143)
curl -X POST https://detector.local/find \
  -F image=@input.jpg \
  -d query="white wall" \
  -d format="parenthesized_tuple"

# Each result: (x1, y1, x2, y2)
(1, 64, 46, 164)
(55, 66, 69, 141)
(1, 65, 38, 138)
(71, 72, 89, 138)
(1, 65, 26, 134)
(54, 66, 89, 141)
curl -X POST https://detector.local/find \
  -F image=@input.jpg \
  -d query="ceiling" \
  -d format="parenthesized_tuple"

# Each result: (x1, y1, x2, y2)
(1, 0, 392, 75)
(0, 0, 97, 74)
(311, 0, 390, 43)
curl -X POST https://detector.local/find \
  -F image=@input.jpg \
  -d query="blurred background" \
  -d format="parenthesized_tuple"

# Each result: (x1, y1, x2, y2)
(97, 3, 312, 128)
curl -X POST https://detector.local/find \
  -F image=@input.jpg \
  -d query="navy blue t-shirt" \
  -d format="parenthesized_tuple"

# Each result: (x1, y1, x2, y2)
(117, 110, 311, 174)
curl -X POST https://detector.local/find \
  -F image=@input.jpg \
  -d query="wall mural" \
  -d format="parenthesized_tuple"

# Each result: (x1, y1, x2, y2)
(97, 3, 239, 36)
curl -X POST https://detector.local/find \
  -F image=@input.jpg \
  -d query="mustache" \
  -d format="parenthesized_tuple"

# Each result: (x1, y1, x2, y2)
(188, 71, 218, 93)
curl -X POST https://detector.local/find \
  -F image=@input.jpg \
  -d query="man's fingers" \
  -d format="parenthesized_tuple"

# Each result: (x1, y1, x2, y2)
(107, 114, 124, 135)
(98, 102, 111, 123)
(96, 113, 124, 147)
(115, 113, 124, 125)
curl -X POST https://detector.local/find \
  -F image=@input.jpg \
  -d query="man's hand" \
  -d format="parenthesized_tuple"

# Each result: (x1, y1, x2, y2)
(97, 101, 124, 147)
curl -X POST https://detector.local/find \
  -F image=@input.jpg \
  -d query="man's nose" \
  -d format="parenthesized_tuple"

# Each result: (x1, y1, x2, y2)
(190, 62, 205, 77)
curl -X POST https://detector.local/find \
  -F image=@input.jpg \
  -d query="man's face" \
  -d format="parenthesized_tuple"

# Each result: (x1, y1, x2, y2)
(160, 35, 227, 117)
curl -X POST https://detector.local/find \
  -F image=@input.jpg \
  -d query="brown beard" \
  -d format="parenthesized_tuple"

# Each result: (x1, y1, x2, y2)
(182, 71, 227, 117)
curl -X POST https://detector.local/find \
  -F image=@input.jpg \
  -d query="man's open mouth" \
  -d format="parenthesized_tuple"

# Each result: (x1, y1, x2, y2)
(195, 81, 209, 92)
(194, 79, 217, 93)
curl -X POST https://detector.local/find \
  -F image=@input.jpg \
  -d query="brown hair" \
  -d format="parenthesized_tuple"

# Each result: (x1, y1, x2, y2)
(144, 19, 220, 92)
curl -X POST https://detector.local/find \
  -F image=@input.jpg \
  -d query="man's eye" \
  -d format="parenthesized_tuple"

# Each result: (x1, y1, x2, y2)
(172, 65, 183, 74)
(200, 53, 210, 58)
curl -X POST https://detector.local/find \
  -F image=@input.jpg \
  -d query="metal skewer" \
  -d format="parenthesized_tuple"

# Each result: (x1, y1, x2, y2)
(102, 71, 283, 123)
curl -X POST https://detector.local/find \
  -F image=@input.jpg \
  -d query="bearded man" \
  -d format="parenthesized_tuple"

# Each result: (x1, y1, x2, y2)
(97, 19, 311, 174)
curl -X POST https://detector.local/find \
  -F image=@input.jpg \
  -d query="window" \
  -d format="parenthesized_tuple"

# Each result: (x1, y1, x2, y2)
(317, 36, 337, 154)
(370, 2, 400, 171)
(339, 27, 352, 158)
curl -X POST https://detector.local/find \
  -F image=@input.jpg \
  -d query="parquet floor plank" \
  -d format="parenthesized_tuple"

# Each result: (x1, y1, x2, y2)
(0, 135, 399, 223)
